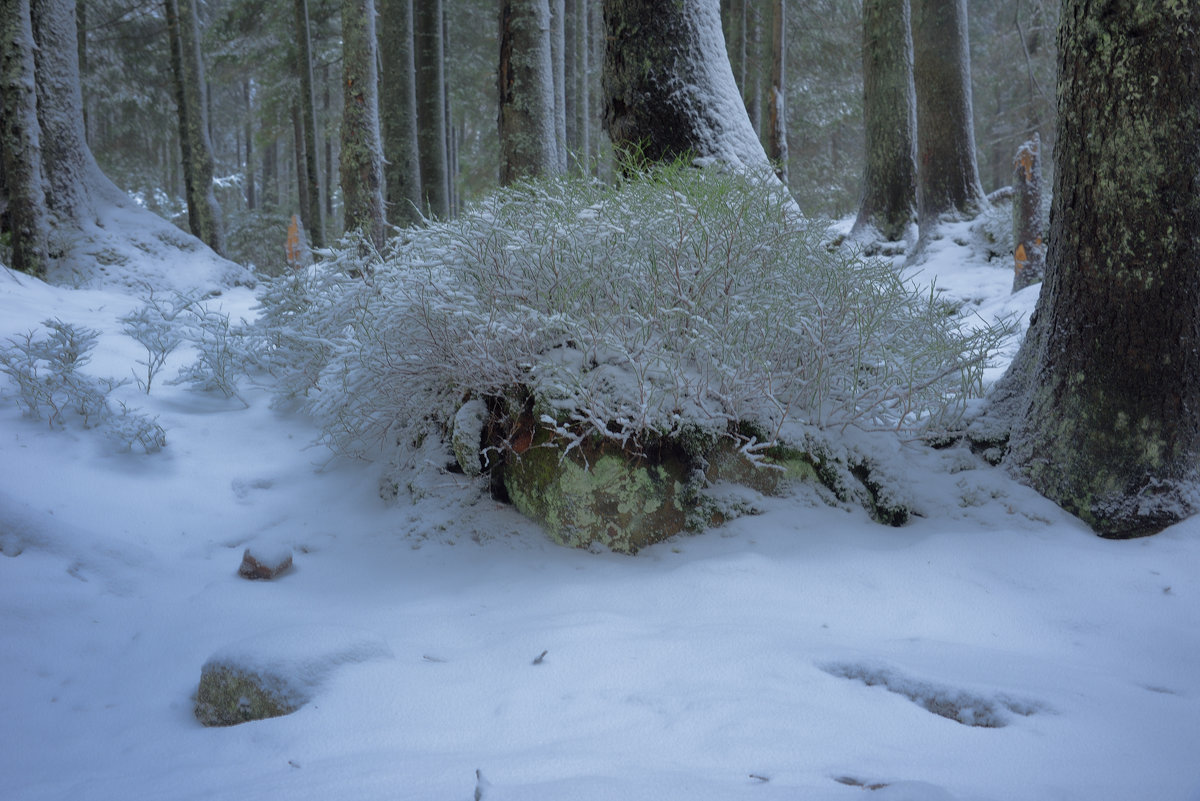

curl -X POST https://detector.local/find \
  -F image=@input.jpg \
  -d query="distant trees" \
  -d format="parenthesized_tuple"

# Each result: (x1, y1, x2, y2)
(999, 1, 1200, 537)
(164, 0, 226, 255)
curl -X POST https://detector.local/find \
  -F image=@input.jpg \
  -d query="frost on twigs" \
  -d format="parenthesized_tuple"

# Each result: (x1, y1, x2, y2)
(0, 319, 165, 452)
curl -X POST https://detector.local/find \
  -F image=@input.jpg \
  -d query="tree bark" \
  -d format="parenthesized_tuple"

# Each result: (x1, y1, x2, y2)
(911, 0, 983, 235)
(164, 0, 225, 255)
(0, 0, 50, 276)
(499, 0, 559, 184)
(1002, 0, 1200, 537)
(601, 0, 770, 170)
(293, 0, 324, 246)
(414, 0, 449, 217)
(851, 0, 917, 242)
(379, 0, 422, 226)
(340, 0, 386, 249)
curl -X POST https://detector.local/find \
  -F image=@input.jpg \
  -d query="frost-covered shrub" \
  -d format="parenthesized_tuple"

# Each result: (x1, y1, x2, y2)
(266, 164, 1011, 460)
(0, 319, 165, 453)
(169, 300, 254, 404)
(120, 288, 194, 393)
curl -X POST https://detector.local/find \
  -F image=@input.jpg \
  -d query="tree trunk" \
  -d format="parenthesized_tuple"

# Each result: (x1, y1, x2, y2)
(0, 0, 50, 276)
(293, 0, 324, 246)
(549, 0, 568, 171)
(911, 0, 983, 235)
(564, 0, 577, 161)
(340, 0, 386, 249)
(499, 0, 559, 184)
(243, 81, 255, 211)
(766, 0, 787, 183)
(164, 0, 225, 255)
(379, 0, 422, 226)
(414, 0, 449, 218)
(261, 134, 277, 209)
(1002, 0, 1200, 537)
(851, 0, 917, 241)
(601, 0, 770, 170)
(292, 102, 310, 226)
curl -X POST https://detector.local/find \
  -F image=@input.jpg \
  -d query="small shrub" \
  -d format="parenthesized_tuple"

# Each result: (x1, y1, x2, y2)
(120, 288, 195, 393)
(260, 164, 1013, 463)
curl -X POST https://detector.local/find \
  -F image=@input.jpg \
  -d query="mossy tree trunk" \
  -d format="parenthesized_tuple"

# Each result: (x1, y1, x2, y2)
(339, 0, 386, 249)
(1003, 0, 1200, 537)
(911, 0, 983, 237)
(379, 0, 422, 226)
(293, 0, 324, 247)
(414, 0, 449, 218)
(0, 0, 50, 276)
(601, 0, 770, 170)
(499, 0, 559, 185)
(1011, 133, 1043, 292)
(164, 0, 225, 256)
(851, 0, 917, 242)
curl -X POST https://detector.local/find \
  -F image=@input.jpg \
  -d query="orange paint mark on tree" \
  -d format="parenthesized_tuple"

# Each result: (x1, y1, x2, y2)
(286, 214, 304, 269)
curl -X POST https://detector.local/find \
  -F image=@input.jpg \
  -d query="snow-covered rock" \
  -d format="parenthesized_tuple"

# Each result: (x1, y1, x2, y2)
(194, 625, 392, 726)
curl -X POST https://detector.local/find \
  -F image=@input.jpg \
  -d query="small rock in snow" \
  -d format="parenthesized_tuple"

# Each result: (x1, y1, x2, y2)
(238, 546, 293, 580)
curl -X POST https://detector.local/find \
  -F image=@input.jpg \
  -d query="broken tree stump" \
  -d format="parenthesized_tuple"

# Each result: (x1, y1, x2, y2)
(1012, 134, 1045, 292)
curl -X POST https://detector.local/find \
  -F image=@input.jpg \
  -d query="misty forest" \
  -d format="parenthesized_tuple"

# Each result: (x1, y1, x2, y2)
(1, 1, 1199, 800)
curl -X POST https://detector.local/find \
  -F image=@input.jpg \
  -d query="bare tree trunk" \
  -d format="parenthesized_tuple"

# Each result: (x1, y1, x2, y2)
(414, 0, 449, 217)
(766, 0, 787, 183)
(261, 134, 277, 209)
(911, 0, 983, 237)
(292, 102, 310, 225)
(1002, 0, 1200, 537)
(499, 0, 559, 184)
(293, 0, 324, 246)
(852, 0, 917, 241)
(602, 0, 770, 170)
(243, 80, 255, 211)
(379, 0, 422, 225)
(549, 0, 568, 171)
(0, 0, 50, 275)
(340, 0, 386, 249)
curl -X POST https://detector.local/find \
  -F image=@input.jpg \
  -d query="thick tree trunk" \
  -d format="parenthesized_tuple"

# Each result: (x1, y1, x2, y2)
(852, 0, 917, 242)
(498, 0, 559, 184)
(379, 0, 422, 226)
(911, 0, 983, 235)
(1003, 0, 1200, 537)
(164, 0, 225, 255)
(293, 0, 324, 246)
(340, 0, 386, 249)
(601, 0, 770, 170)
(0, 0, 50, 276)
(414, 0, 449, 218)
(766, 0, 786, 183)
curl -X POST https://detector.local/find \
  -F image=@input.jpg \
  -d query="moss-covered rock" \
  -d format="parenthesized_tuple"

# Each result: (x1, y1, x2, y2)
(194, 663, 298, 727)
(502, 428, 694, 553)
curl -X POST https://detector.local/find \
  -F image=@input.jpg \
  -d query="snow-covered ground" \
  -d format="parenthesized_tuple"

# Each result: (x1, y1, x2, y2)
(2, 218, 1199, 801)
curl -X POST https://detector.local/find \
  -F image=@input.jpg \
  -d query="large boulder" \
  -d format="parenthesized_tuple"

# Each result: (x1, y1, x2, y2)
(194, 625, 392, 727)
(497, 420, 827, 553)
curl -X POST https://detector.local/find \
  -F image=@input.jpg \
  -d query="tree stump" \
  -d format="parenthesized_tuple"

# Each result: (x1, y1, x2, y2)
(1012, 134, 1045, 292)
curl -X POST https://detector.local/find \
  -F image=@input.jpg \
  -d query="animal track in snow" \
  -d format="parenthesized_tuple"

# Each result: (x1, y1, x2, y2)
(820, 661, 1042, 728)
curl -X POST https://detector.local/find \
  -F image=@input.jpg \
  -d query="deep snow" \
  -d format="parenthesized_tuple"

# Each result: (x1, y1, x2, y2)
(1, 215, 1199, 801)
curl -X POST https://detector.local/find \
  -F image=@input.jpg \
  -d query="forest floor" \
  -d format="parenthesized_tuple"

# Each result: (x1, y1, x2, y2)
(1, 214, 1198, 801)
